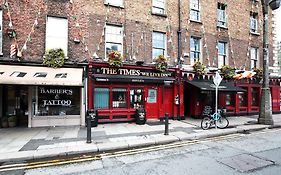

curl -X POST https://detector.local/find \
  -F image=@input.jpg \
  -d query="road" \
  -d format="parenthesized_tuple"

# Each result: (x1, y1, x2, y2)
(1, 128, 281, 175)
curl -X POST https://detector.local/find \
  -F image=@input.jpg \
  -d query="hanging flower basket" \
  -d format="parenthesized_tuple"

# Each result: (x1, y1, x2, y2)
(193, 61, 206, 76)
(108, 51, 123, 67)
(253, 68, 263, 81)
(220, 65, 235, 80)
(155, 55, 168, 72)
(43, 48, 65, 68)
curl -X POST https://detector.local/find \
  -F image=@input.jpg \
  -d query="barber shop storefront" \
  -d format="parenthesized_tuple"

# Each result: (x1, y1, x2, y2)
(0, 64, 86, 128)
(88, 63, 184, 123)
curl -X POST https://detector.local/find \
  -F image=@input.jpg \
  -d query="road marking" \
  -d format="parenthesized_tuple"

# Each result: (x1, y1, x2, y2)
(1, 128, 280, 172)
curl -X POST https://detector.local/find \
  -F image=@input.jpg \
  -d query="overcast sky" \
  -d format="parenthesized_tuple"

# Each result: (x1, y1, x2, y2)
(276, 8, 281, 41)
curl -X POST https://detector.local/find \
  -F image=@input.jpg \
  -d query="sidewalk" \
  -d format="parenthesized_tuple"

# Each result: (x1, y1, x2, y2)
(1, 114, 281, 163)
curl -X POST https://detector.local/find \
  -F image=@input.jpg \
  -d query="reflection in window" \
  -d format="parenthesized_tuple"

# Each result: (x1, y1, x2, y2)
(152, 0, 166, 15)
(152, 32, 166, 60)
(190, 0, 200, 21)
(112, 88, 127, 108)
(94, 88, 109, 109)
(10, 71, 27, 77)
(217, 3, 227, 27)
(239, 92, 247, 106)
(130, 89, 144, 109)
(34, 72, 47, 78)
(105, 25, 123, 60)
(55, 73, 67, 78)
(190, 36, 201, 65)
(251, 88, 259, 106)
(225, 94, 234, 106)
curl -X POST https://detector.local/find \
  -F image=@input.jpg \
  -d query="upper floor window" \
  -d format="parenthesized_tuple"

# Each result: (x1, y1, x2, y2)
(190, 0, 200, 21)
(190, 36, 201, 65)
(0, 10, 3, 55)
(152, 32, 166, 60)
(250, 47, 259, 69)
(217, 41, 228, 67)
(45, 16, 68, 56)
(152, 0, 166, 15)
(250, 12, 258, 33)
(217, 3, 227, 27)
(105, 24, 123, 60)
(104, 0, 123, 7)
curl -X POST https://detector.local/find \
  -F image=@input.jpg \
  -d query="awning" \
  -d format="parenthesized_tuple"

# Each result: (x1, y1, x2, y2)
(186, 80, 246, 92)
(93, 74, 175, 84)
(0, 65, 84, 86)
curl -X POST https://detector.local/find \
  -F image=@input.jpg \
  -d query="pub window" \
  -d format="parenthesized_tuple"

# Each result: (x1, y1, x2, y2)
(104, 0, 123, 7)
(239, 92, 247, 107)
(33, 86, 80, 116)
(190, 36, 201, 65)
(250, 12, 258, 34)
(190, 0, 200, 22)
(152, 31, 166, 60)
(105, 24, 123, 61)
(46, 16, 68, 56)
(94, 88, 109, 109)
(217, 3, 227, 27)
(225, 94, 234, 106)
(10, 71, 27, 77)
(217, 41, 228, 68)
(152, 0, 166, 15)
(251, 88, 259, 106)
(0, 10, 3, 55)
(112, 88, 127, 108)
(250, 47, 259, 69)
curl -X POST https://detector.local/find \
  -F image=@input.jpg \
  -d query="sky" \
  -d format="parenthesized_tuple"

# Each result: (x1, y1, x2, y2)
(276, 8, 281, 41)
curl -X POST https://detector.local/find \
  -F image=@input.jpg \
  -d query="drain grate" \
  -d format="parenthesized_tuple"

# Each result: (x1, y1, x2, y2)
(218, 154, 274, 172)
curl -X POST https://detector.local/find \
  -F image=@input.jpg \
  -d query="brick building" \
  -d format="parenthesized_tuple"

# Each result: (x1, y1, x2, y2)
(0, 0, 279, 127)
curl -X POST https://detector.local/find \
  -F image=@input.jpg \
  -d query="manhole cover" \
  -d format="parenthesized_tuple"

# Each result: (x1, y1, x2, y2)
(218, 154, 274, 172)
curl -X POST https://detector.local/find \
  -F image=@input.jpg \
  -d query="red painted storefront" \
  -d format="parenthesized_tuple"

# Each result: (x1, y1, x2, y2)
(88, 63, 184, 123)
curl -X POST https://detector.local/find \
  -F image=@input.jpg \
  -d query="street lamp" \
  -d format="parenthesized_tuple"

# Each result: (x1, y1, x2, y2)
(258, 0, 280, 125)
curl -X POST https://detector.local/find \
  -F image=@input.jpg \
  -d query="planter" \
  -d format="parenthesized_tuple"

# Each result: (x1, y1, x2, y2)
(1, 117, 8, 128)
(8, 116, 17, 127)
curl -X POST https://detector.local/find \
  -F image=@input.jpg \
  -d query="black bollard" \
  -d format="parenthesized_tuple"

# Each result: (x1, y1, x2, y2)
(86, 114, 92, 143)
(164, 113, 169, 135)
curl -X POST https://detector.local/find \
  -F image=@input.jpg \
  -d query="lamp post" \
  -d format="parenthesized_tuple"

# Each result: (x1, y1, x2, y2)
(259, 0, 280, 125)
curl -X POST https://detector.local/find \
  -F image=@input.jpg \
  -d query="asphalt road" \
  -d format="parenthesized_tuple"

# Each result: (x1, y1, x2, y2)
(2, 128, 281, 175)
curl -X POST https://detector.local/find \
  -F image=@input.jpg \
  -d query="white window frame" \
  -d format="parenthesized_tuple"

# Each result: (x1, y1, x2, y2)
(250, 47, 259, 69)
(250, 12, 258, 33)
(0, 10, 2, 55)
(152, 31, 166, 61)
(217, 41, 228, 68)
(104, 0, 123, 7)
(105, 24, 123, 61)
(190, 0, 200, 22)
(45, 16, 68, 57)
(190, 36, 201, 65)
(217, 3, 227, 27)
(152, 0, 166, 15)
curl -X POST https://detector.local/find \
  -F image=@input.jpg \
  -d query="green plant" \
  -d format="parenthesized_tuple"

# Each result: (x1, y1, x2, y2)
(193, 61, 206, 76)
(8, 115, 17, 123)
(253, 68, 263, 81)
(154, 55, 168, 72)
(220, 65, 235, 79)
(108, 51, 123, 67)
(43, 48, 65, 68)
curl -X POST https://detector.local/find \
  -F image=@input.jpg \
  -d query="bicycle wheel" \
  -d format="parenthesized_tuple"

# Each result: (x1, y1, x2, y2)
(216, 116, 229, 129)
(201, 117, 212, 130)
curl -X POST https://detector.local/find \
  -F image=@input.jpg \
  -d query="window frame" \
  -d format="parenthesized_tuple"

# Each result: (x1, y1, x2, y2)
(152, 31, 167, 61)
(105, 24, 123, 61)
(45, 16, 68, 57)
(190, 0, 200, 22)
(217, 3, 227, 27)
(190, 36, 201, 65)
(104, 0, 124, 7)
(250, 12, 258, 34)
(217, 41, 228, 67)
(152, 0, 166, 15)
(0, 10, 3, 55)
(250, 47, 259, 69)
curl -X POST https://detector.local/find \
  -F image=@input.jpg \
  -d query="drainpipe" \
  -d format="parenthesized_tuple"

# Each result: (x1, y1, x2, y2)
(177, 0, 182, 120)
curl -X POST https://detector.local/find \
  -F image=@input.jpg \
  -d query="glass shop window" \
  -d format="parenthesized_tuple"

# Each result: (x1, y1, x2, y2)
(130, 89, 144, 109)
(225, 94, 234, 106)
(238, 92, 247, 107)
(112, 88, 127, 108)
(94, 88, 109, 109)
(33, 86, 80, 116)
(251, 88, 259, 106)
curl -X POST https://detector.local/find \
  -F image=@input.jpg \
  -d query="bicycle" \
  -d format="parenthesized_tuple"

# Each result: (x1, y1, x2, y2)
(201, 108, 229, 130)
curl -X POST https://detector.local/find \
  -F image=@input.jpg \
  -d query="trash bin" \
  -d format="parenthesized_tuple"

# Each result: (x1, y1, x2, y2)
(87, 109, 98, 127)
(135, 107, 146, 125)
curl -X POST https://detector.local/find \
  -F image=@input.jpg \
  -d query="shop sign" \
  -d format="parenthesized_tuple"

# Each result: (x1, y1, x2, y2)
(94, 67, 173, 77)
(39, 87, 74, 107)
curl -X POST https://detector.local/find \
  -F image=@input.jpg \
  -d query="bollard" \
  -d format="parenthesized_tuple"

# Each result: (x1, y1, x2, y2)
(164, 113, 169, 135)
(86, 114, 92, 143)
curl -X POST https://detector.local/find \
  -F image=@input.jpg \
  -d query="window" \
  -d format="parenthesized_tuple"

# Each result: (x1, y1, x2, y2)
(130, 89, 144, 109)
(239, 92, 247, 106)
(190, 0, 200, 21)
(251, 88, 259, 106)
(104, 0, 123, 7)
(152, 0, 166, 15)
(250, 12, 258, 33)
(250, 47, 259, 69)
(55, 73, 67, 78)
(217, 41, 228, 67)
(34, 72, 47, 78)
(0, 10, 2, 55)
(94, 88, 109, 109)
(217, 3, 227, 27)
(225, 94, 234, 106)
(147, 89, 157, 103)
(152, 32, 166, 60)
(10, 71, 27, 77)
(190, 37, 201, 65)
(105, 24, 123, 60)
(112, 88, 127, 108)
(46, 17, 68, 56)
